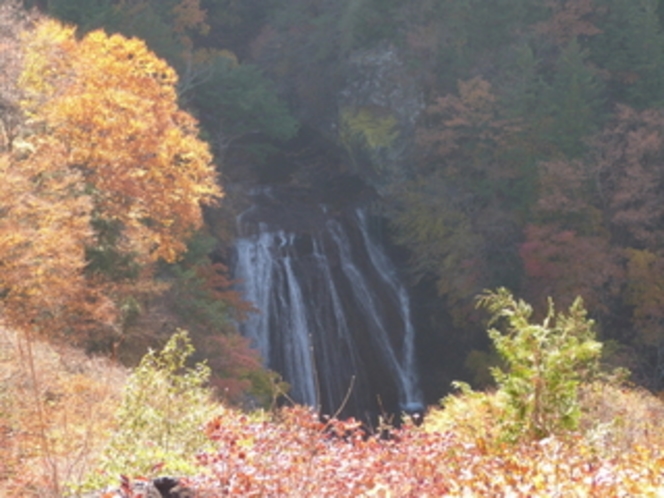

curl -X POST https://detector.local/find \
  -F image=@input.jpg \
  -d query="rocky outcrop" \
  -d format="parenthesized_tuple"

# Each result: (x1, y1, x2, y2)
(83, 476, 194, 498)
(338, 42, 424, 192)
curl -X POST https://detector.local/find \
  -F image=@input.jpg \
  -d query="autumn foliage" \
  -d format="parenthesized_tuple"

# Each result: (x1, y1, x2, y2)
(20, 20, 221, 264)
(0, 16, 221, 342)
(83, 293, 663, 497)
(0, 0, 269, 439)
(0, 141, 96, 333)
(3, 1, 664, 495)
(0, 15, 270, 495)
(105, 293, 661, 497)
(371, 0, 664, 389)
(0, 325, 127, 497)
(3, 290, 664, 497)
(188, 403, 664, 497)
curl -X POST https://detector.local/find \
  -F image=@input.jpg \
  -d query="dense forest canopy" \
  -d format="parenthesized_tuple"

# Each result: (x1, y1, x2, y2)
(5, 0, 664, 402)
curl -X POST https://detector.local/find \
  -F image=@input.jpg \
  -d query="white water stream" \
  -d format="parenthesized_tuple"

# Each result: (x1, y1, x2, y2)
(234, 195, 422, 416)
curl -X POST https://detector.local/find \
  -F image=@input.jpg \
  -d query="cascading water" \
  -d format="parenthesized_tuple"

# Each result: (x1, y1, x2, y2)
(234, 186, 422, 420)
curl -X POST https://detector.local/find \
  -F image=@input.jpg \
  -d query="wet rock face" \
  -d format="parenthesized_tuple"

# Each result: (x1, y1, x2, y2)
(338, 43, 424, 192)
(341, 43, 423, 127)
(234, 186, 421, 422)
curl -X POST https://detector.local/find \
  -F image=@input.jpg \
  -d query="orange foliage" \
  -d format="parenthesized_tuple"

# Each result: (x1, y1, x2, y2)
(522, 109, 664, 368)
(406, 78, 528, 323)
(21, 20, 221, 264)
(419, 77, 499, 160)
(171, 0, 209, 40)
(534, 0, 602, 46)
(583, 105, 664, 355)
(0, 326, 127, 497)
(418, 77, 520, 180)
(0, 144, 111, 332)
(0, 18, 222, 339)
(521, 156, 623, 313)
(171, 403, 664, 497)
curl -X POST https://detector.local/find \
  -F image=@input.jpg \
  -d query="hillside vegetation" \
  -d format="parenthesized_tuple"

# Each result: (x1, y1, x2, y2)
(19, 0, 664, 404)
(0, 0, 272, 410)
(29, 0, 664, 394)
(2, 292, 664, 496)
(0, 325, 126, 496)
(2, 1, 664, 495)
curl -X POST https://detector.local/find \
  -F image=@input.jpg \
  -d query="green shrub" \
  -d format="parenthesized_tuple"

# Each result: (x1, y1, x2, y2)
(477, 288, 602, 441)
(74, 329, 222, 494)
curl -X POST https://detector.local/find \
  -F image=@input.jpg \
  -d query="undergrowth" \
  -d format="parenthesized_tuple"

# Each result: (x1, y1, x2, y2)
(73, 330, 224, 495)
(2, 291, 664, 496)
(0, 325, 126, 497)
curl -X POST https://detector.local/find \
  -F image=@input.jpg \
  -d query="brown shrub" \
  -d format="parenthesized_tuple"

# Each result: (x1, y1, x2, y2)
(0, 325, 127, 496)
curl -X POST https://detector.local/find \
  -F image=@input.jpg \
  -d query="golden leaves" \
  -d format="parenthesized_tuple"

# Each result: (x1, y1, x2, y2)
(0, 142, 94, 331)
(20, 19, 221, 264)
(1, 18, 221, 337)
(19, 20, 77, 113)
(171, 0, 209, 40)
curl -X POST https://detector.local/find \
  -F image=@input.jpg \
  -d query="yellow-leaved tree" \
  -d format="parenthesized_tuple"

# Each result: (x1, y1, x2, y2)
(0, 140, 97, 332)
(1, 19, 221, 339)
(21, 20, 220, 263)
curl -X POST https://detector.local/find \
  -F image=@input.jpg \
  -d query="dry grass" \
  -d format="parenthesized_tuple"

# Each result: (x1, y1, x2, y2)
(579, 381, 664, 454)
(423, 384, 508, 447)
(425, 379, 664, 458)
(0, 325, 127, 497)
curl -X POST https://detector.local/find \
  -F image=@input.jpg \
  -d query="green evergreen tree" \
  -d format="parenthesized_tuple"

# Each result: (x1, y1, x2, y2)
(44, 0, 191, 74)
(500, 43, 545, 120)
(201, 0, 279, 57)
(592, 0, 664, 108)
(434, 0, 546, 88)
(190, 56, 299, 160)
(545, 39, 605, 157)
(44, 0, 116, 30)
(495, 42, 549, 202)
(338, 0, 401, 51)
(478, 288, 602, 440)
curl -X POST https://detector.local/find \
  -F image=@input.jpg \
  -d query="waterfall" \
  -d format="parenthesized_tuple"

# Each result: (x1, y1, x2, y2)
(234, 187, 422, 418)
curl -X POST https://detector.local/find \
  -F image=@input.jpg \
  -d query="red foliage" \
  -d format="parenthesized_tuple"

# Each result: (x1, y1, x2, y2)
(520, 224, 622, 312)
(132, 406, 664, 496)
(197, 261, 254, 322)
(206, 333, 264, 404)
(594, 105, 664, 248)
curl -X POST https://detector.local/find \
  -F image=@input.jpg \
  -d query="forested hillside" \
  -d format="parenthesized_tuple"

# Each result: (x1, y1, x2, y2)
(5, 1, 664, 495)
(0, 0, 664, 486)
(7, 0, 664, 403)
(238, 0, 664, 394)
